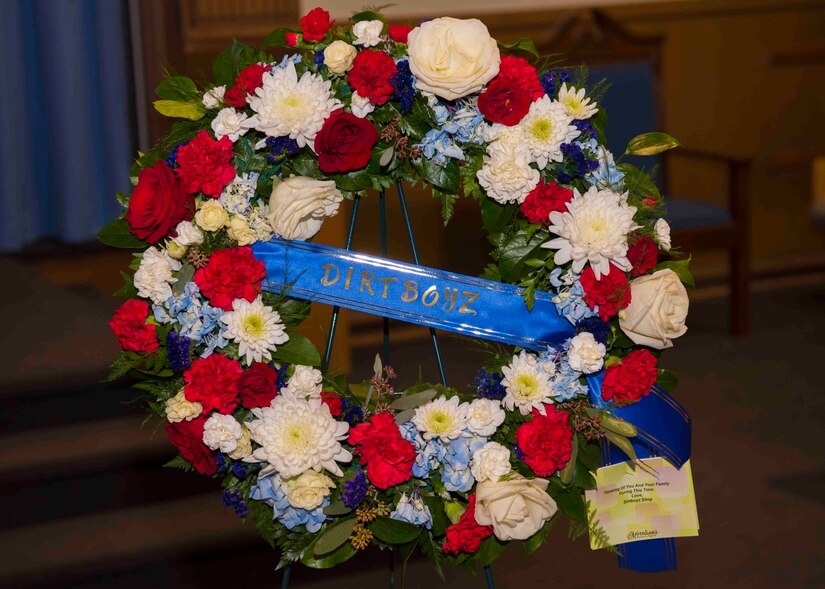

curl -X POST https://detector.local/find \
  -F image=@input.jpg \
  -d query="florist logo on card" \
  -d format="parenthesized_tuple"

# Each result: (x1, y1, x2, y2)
(627, 530, 659, 541)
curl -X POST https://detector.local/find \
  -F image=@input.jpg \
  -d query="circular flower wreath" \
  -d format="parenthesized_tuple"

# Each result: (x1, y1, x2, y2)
(102, 8, 692, 574)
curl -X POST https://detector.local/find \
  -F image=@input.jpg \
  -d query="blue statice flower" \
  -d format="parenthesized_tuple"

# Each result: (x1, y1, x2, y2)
(231, 462, 248, 479)
(577, 316, 611, 344)
(266, 136, 301, 164)
(216, 452, 228, 473)
(342, 470, 368, 509)
(399, 422, 446, 479)
(314, 50, 325, 68)
(339, 397, 364, 426)
(441, 434, 487, 492)
(473, 369, 506, 400)
(390, 59, 416, 113)
(390, 490, 432, 529)
(165, 140, 189, 169)
(274, 363, 289, 389)
(222, 489, 248, 518)
(586, 146, 625, 190)
(574, 119, 596, 141)
(549, 268, 598, 325)
(557, 142, 599, 184)
(153, 282, 228, 353)
(166, 330, 191, 372)
(541, 70, 571, 98)
(251, 474, 328, 532)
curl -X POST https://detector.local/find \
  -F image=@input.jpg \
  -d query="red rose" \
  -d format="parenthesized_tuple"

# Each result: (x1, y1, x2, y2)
(314, 109, 379, 173)
(515, 405, 573, 477)
(174, 130, 236, 197)
(285, 32, 299, 47)
(348, 50, 397, 106)
(601, 349, 658, 406)
(478, 77, 530, 126)
(519, 180, 573, 224)
(441, 495, 494, 555)
(166, 417, 216, 475)
(239, 362, 278, 409)
(225, 63, 272, 108)
(627, 235, 658, 277)
(300, 7, 333, 42)
(193, 246, 265, 311)
(388, 25, 413, 43)
(124, 161, 193, 243)
(580, 265, 632, 321)
(348, 412, 416, 489)
(108, 299, 158, 354)
(321, 391, 343, 417)
(184, 354, 243, 414)
(497, 56, 544, 101)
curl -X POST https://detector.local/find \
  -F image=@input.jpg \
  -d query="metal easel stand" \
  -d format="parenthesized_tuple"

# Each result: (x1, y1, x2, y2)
(281, 182, 494, 589)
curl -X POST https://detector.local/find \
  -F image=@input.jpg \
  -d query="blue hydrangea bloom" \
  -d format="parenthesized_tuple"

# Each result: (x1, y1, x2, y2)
(251, 474, 328, 532)
(552, 354, 589, 401)
(399, 422, 446, 479)
(587, 146, 625, 190)
(418, 129, 465, 166)
(441, 434, 487, 492)
(390, 491, 432, 529)
(417, 97, 485, 165)
(153, 282, 228, 353)
(442, 100, 486, 145)
(549, 268, 598, 325)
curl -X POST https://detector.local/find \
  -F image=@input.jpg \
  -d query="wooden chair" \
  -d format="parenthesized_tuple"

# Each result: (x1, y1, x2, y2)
(537, 9, 751, 335)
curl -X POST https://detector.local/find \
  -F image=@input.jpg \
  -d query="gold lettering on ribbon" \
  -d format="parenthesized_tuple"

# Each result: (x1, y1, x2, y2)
(459, 291, 479, 315)
(320, 264, 340, 286)
(378, 277, 398, 299)
(360, 271, 374, 296)
(401, 280, 418, 303)
(344, 266, 354, 290)
(422, 285, 439, 307)
(442, 287, 458, 312)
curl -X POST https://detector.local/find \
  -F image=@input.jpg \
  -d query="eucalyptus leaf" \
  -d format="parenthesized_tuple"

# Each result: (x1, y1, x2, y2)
(173, 264, 196, 295)
(393, 408, 416, 425)
(378, 147, 394, 167)
(313, 518, 357, 556)
(389, 388, 437, 411)
(323, 501, 352, 516)
(625, 132, 680, 156)
(603, 430, 637, 462)
(585, 408, 637, 437)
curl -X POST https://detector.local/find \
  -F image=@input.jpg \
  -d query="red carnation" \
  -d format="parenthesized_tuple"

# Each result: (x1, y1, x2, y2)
(225, 63, 272, 108)
(441, 495, 494, 555)
(193, 246, 265, 311)
(602, 349, 658, 406)
(321, 391, 343, 417)
(285, 32, 299, 47)
(166, 417, 216, 475)
(183, 354, 243, 414)
(348, 412, 416, 489)
(108, 299, 158, 354)
(515, 405, 573, 477)
(124, 161, 193, 243)
(348, 50, 397, 106)
(174, 130, 236, 197)
(519, 180, 573, 224)
(626, 235, 658, 277)
(388, 25, 413, 43)
(497, 56, 544, 101)
(314, 109, 378, 173)
(300, 7, 333, 42)
(239, 362, 279, 409)
(580, 265, 632, 321)
(478, 77, 530, 126)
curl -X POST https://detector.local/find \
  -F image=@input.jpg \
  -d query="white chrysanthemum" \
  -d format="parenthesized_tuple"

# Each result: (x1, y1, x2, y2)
(247, 395, 351, 478)
(467, 399, 506, 437)
(202, 85, 225, 109)
(281, 365, 323, 400)
(134, 246, 180, 304)
(566, 332, 606, 374)
(517, 96, 580, 169)
(220, 296, 288, 365)
(477, 141, 540, 204)
(203, 413, 244, 454)
(501, 350, 555, 415)
(412, 396, 469, 442)
(172, 220, 203, 247)
(244, 61, 341, 148)
(655, 218, 672, 251)
(211, 107, 249, 142)
(542, 186, 640, 279)
(470, 441, 512, 483)
(220, 173, 258, 215)
(557, 83, 598, 120)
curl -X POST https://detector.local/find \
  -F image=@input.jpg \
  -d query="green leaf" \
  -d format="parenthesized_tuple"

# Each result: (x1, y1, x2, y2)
(262, 27, 299, 49)
(155, 76, 198, 100)
(153, 99, 206, 121)
(497, 38, 539, 58)
(389, 388, 437, 411)
(414, 158, 460, 192)
(273, 333, 321, 366)
(573, 464, 598, 489)
(655, 256, 694, 287)
(351, 10, 385, 23)
(618, 162, 661, 200)
(656, 368, 678, 392)
(369, 517, 421, 544)
(498, 229, 544, 283)
(603, 430, 637, 462)
(477, 536, 508, 566)
(480, 197, 516, 237)
(559, 431, 578, 485)
(523, 518, 554, 555)
(393, 408, 416, 425)
(585, 408, 637, 437)
(302, 537, 357, 568)
(98, 218, 147, 249)
(421, 494, 449, 537)
(313, 518, 357, 556)
(625, 132, 680, 156)
(444, 500, 466, 524)
(577, 438, 603, 471)
(323, 501, 352, 516)
(163, 455, 195, 472)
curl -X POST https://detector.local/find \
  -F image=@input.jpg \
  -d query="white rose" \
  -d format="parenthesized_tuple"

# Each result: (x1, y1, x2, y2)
(202, 85, 226, 109)
(228, 426, 252, 460)
(173, 220, 204, 246)
(352, 20, 384, 47)
(350, 92, 375, 118)
(281, 365, 323, 400)
(467, 399, 505, 436)
(407, 18, 500, 100)
(655, 218, 672, 251)
(566, 332, 606, 374)
(474, 474, 557, 541)
(227, 215, 256, 246)
(203, 413, 244, 453)
(285, 471, 335, 509)
(211, 107, 249, 142)
(470, 441, 512, 483)
(268, 176, 343, 241)
(195, 199, 229, 232)
(134, 246, 180, 304)
(165, 389, 202, 423)
(620, 269, 688, 349)
(324, 40, 357, 74)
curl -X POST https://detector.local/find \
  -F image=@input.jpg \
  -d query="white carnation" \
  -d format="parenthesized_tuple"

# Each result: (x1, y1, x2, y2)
(173, 220, 203, 246)
(501, 350, 555, 415)
(467, 399, 505, 437)
(350, 92, 375, 118)
(470, 441, 512, 483)
(202, 85, 226, 109)
(203, 413, 244, 453)
(165, 389, 202, 423)
(412, 396, 469, 442)
(134, 246, 180, 304)
(281, 365, 323, 400)
(655, 218, 672, 251)
(517, 96, 580, 169)
(220, 295, 289, 365)
(566, 332, 606, 374)
(352, 20, 384, 47)
(211, 107, 249, 142)
(477, 141, 540, 204)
